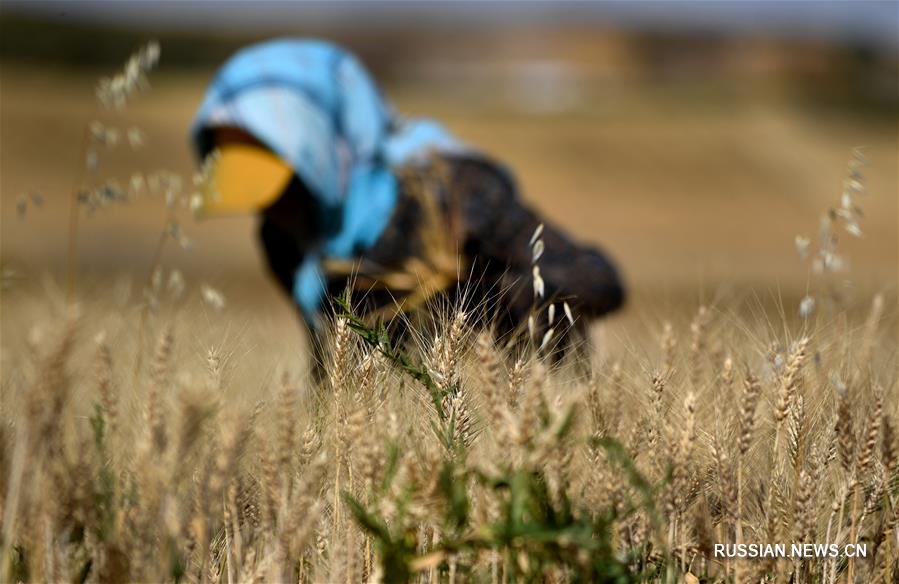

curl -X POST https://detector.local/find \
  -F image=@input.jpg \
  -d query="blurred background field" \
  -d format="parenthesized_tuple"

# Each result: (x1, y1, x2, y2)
(3, 6, 899, 581)
(1, 1, 897, 354)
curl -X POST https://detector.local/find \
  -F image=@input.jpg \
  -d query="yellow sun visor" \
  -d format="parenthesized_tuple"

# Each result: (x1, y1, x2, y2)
(198, 144, 294, 217)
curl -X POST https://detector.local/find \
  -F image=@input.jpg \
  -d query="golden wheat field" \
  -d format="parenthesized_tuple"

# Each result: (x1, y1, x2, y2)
(1, 38, 898, 584)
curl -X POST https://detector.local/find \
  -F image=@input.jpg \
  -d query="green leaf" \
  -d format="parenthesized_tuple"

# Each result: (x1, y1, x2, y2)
(334, 293, 447, 419)
(343, 492, 415, 582)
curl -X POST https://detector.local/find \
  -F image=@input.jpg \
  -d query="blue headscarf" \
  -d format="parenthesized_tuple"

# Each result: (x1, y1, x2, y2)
(191, 39, 462, 324)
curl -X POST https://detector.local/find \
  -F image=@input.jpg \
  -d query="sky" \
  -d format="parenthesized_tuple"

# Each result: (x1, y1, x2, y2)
(3, 1, 897, 51)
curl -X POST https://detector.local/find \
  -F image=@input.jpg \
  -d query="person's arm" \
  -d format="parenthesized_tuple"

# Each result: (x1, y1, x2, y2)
(259, 218, 304, 296)
(258, 176, 323, 295)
